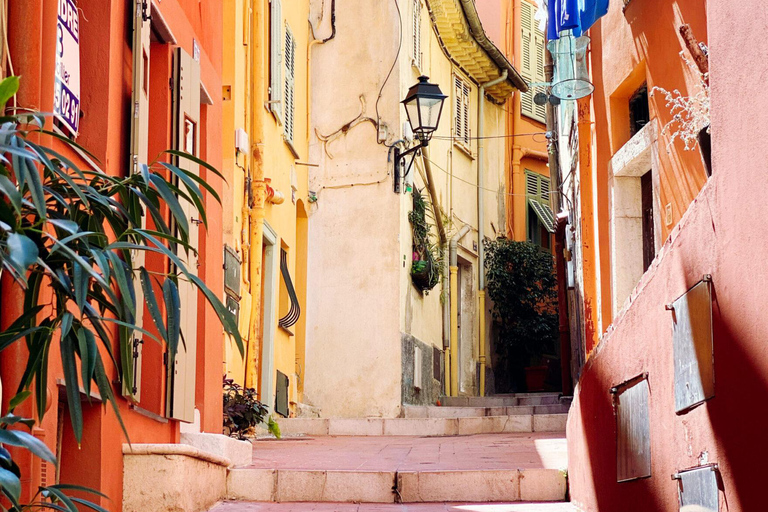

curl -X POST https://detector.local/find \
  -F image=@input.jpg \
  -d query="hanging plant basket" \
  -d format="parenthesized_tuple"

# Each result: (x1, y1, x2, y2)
(411, 253, 439, 292)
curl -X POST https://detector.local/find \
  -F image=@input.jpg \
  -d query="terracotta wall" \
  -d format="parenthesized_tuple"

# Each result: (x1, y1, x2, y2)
(2, 1, 224, 509)
(567, 0, 768, 509)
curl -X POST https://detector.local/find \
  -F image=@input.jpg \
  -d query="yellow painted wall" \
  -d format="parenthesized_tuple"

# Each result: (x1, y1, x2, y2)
(223, 0, 310, 416)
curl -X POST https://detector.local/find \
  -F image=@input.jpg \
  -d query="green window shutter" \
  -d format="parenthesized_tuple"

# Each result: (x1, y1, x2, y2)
(454, 75, 471, 147)
(270, 0, 283, 122)
(284, 25, 296, 143)
(526, 171, 555, 236)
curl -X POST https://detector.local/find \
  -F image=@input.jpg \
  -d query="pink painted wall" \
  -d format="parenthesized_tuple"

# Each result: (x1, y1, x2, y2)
(475, 0, 504, 49)
(566, 0, 768, 510)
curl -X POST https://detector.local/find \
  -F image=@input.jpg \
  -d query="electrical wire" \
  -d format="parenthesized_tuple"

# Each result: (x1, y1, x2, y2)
(375, 0, 403, 143)
(424, 156, 543, 198)
(432, 131, 547, 141)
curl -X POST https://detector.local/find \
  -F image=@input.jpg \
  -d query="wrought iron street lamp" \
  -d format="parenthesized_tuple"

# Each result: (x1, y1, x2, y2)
(394, 76, 447, 193)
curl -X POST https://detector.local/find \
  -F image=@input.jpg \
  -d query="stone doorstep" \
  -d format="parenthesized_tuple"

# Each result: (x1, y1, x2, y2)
(227, 468, 567, 504)
(276, 415, 567, 437)
(402, 404, 569, 418)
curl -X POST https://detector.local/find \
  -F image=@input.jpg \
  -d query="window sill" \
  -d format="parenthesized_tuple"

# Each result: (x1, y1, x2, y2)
(284, 138, 300, 159)
(453, 141, 475, 160)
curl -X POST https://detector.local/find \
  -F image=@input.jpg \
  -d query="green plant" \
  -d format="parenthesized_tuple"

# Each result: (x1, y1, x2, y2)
(0, 76, 242, 445)
(484, 237, 558, 391)
(408, 189, 442, 292)
(267, 416, 282, 439)
(223, 377, 268, 440)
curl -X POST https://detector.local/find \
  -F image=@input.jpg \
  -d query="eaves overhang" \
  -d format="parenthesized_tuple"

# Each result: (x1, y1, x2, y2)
(425, 0, 528, 101)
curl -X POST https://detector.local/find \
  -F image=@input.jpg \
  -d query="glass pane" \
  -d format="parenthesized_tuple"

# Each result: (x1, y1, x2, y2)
(419, 97, 443, 130)
(405, 100, 421, 132)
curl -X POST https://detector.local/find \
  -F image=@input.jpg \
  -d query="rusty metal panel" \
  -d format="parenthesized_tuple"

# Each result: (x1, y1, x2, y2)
(672, 279, 714, 413)
(676, 465, 719, 511)
(615, 375, 651, 482)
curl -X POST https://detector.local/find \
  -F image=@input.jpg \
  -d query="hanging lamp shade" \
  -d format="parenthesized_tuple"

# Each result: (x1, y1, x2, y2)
(402, 76, 448, 144)
(548, 34, 594, 100)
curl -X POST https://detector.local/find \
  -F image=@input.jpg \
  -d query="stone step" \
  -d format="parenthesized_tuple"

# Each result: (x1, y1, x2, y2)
(212, 503, 575, 512)
(402, 403, 570, 418)
(226, 468, 567, 503)
(274, 414, 567, 437)
(440, 394, 567, 408)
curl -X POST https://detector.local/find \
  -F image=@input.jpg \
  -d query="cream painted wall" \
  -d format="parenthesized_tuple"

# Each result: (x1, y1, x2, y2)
(305, 0, 509, 416)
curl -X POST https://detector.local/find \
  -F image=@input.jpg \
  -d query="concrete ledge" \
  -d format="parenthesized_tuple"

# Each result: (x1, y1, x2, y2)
(329, 418, 384, 436)
(228, 468, 276, 501)
(383, 418, 459, 436)
(276, 418, 329, 436)
(533, 414, 568, 432)
(397, 470, 520, 502)
(520, 468, 568, 501)
(123, 444, 228, 512)
(181, 433, 253, 468)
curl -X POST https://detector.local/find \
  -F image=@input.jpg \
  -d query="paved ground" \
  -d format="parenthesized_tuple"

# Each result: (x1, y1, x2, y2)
(245, 433, 567, 471)
(212, 502, 575, 511)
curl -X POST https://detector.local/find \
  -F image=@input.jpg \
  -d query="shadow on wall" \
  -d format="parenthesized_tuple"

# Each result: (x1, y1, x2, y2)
(571, 205, 768, 511)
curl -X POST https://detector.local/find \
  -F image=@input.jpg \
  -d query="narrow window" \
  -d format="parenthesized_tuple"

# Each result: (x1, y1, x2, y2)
(412, 0, 422, 69)
(283, 25, 296, 143)
(520, 0, 546, 123)
(525, 171, 555, 249)
(641, 170, 654, 271)
(269, 0, 283, 121)
(613, 374, 651, 482)
(454, 75, 471, 147)
(629, 84, 649, 136)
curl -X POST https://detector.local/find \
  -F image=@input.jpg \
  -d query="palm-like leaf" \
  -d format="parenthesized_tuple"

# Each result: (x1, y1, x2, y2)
(0, 77, 243, 450)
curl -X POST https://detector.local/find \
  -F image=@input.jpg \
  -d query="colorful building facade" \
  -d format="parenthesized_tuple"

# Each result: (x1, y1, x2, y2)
(302, 0, 526, 417)
(221, 0, 311, 418)
(2, 0, 231, 509)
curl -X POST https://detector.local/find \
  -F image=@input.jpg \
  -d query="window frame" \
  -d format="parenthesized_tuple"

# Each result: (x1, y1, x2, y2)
(453, 74, 472, 153)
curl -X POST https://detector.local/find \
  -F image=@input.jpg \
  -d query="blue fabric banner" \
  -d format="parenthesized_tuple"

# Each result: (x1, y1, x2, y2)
(547, 0, 609, 40)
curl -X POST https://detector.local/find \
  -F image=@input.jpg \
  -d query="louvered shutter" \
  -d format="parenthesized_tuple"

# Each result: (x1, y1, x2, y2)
(454, 76, 471, 147)
(534, 31, 547, 121)
(412, 0, 422, 68)
(520, 1, 545, 123)
(284, 25, 296, 143)
(269, 0, 283, 122)
(124, 0, 151, 401)
(168, 47, 200, 423)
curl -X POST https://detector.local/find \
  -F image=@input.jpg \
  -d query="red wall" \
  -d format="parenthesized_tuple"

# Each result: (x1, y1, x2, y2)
(567, 0, 768, 509)
(2, 0, 224, 509)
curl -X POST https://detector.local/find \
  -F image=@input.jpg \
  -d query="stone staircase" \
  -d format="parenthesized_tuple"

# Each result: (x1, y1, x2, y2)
(211, 393, 572, 510)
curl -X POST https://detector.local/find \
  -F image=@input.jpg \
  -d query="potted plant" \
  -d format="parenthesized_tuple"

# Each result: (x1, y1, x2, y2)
(485, 238, 559, 393)
(409, 189, 442, 293)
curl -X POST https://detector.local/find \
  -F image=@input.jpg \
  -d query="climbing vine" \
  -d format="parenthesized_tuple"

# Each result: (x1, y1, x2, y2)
(409, 189, 442, 293)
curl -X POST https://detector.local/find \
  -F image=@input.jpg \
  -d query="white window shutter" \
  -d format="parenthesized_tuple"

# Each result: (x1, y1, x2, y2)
(520, 1, 546, 123)
(270, 0, 283, 122)
(168, 47, 201, 423)
(284, 26, 296, 143)
(412, 0, 422, 68)
(124, 0, 152, 401)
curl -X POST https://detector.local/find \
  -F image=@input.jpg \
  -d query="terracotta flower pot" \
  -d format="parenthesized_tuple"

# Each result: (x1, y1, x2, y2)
(524, 365, 548, 392)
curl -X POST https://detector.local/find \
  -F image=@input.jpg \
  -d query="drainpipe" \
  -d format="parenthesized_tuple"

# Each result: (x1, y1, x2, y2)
(245, 1, 268, 390)
(477, 71, 507, 397)
(449, 224, 471, 397)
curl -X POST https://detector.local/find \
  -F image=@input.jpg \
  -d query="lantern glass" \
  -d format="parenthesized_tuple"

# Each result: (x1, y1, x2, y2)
(548, 34, 594, 100)
(402, 76, 447, 142)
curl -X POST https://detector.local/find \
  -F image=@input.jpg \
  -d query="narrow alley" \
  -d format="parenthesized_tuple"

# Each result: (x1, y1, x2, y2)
(0, 0, 762, 511)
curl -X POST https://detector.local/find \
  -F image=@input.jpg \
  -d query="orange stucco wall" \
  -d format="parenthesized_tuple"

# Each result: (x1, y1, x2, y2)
(3, 1, 224, 509)
(588, 0, 709, 330)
